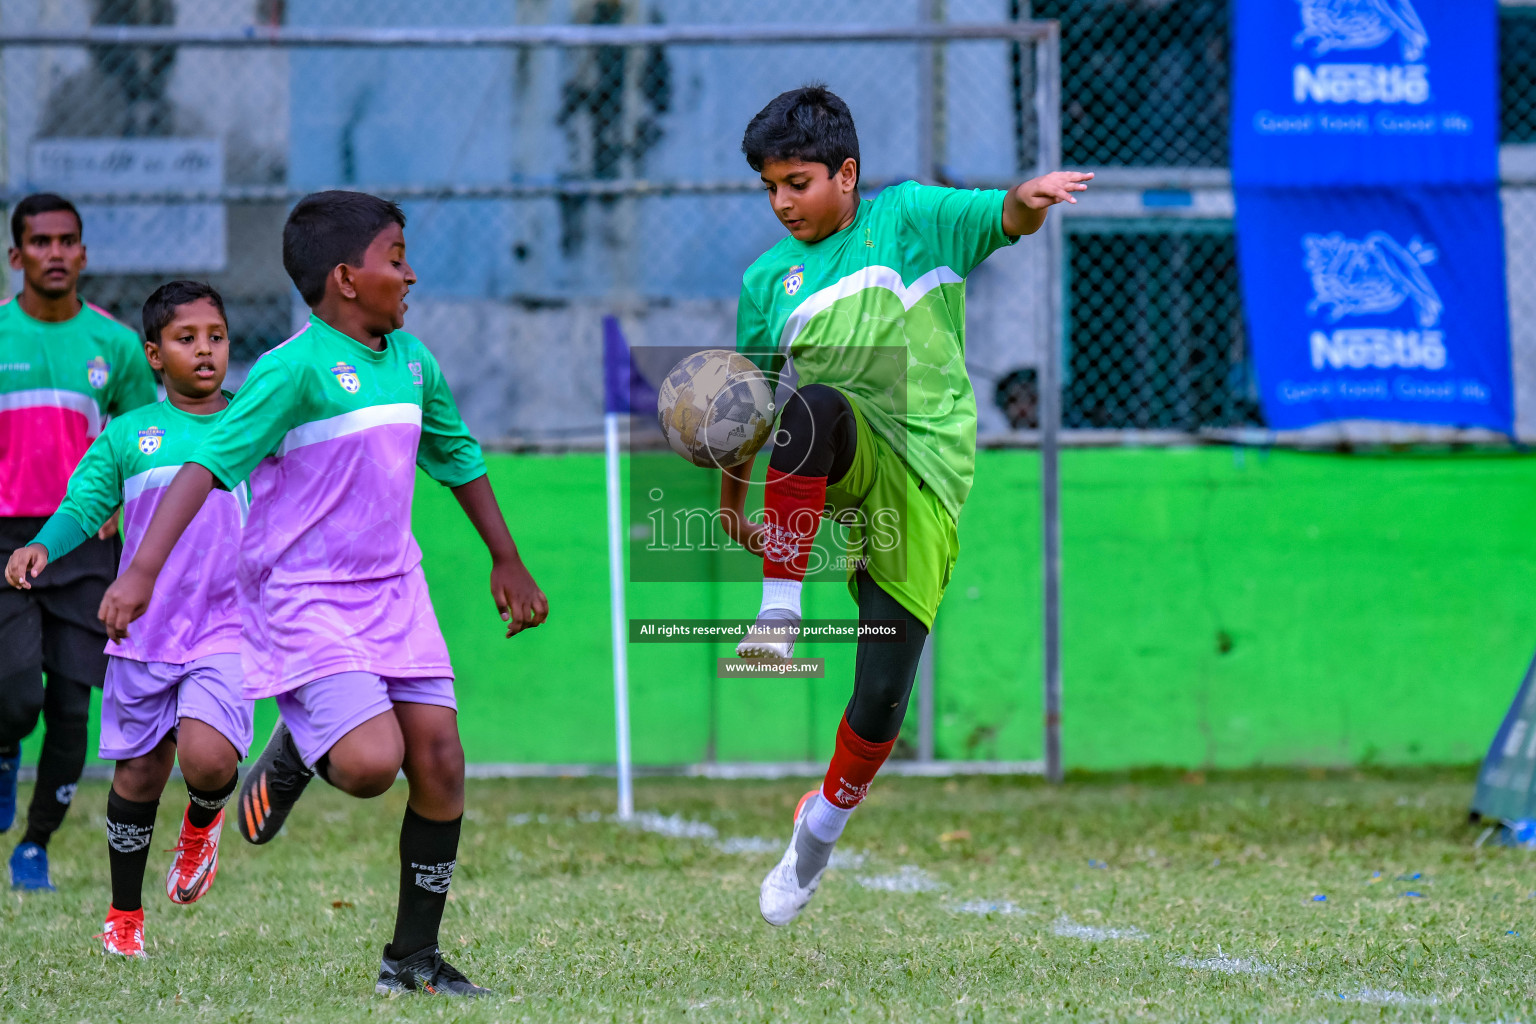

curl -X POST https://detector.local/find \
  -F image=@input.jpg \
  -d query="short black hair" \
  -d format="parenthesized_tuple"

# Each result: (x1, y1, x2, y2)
(282, 190, 406, 306)
(10, 193, 82, 248)
(142, 280, 227, 343)
(741, 84, 860, 185)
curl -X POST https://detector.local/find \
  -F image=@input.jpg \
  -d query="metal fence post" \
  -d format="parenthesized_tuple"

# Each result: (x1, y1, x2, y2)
(1036, 24, 1064, 784)
(916, 0, 936, 182)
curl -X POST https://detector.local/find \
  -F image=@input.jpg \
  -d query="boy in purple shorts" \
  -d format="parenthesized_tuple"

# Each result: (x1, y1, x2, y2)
(6, 281, 251, 957)
(99, 191, 548, 997)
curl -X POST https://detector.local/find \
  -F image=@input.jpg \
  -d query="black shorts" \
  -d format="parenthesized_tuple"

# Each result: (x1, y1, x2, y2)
(0, 516, 117, 686)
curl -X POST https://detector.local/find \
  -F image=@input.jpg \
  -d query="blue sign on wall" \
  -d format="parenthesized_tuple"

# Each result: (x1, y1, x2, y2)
(1233, 0, 1511, 433)
(1236, 184, 1511, 432)
(1232, 0, 1501, 186)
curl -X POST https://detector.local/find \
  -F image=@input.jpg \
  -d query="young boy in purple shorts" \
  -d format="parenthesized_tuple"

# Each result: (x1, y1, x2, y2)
(99, 191, 548, 997)
(6, 281, 251, 957)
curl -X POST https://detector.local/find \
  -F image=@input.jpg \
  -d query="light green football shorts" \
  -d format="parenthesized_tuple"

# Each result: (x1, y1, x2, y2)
(822, 390, 960, 631)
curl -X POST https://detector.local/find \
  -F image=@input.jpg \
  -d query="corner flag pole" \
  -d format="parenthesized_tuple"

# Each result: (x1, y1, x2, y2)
(604, 411, 634, 820)
(603, 317, 635, 820)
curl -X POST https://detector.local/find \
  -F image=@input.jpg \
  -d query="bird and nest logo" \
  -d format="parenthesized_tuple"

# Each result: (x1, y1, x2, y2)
(1295, 0, 1428, 62)
(1303, 229, 1441, 328)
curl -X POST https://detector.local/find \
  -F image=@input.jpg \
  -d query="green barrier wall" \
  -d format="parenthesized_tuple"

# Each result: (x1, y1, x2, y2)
(35, 448, 1536, 772)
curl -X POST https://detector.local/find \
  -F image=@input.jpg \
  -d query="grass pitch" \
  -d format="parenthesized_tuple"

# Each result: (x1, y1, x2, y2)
(1, 767, 1532, 1022)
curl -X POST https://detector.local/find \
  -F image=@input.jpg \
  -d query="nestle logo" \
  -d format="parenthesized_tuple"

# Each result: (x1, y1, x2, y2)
(1310, 329, 1446, 371)
(1294, 63, 1429, 104)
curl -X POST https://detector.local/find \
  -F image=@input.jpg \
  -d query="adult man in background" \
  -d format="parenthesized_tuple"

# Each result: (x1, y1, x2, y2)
(0, 193, 155, 890)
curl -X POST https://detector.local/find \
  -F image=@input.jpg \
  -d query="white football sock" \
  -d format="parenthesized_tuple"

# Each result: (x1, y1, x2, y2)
(803, 792, 854, 843)
(759, 578, 803, 617)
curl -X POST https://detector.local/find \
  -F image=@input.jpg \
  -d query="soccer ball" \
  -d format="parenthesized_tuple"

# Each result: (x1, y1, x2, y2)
(657, 349, 775, 468)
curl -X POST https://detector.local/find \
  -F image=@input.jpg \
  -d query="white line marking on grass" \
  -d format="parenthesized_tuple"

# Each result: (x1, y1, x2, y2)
(715, 836, 780, 855)
(857, 865, 943, 893)
(685, 997, 736, 1011)
(1051, 915, 1147, 941)
(713, 837, 870, 867)
(1332, 988, 1440, 1006)
(949, 900, 1031, 916)
(1175, 952, 1274, 975)
(618, 812, 719, 839)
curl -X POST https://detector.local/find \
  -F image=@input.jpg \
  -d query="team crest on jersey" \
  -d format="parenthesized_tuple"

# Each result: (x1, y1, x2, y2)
(330, 361, 361, 394)
(86, 356, 110, 389)
(782, 264, 805, 297)
(137, 426, 165, 455)
(408, 360, 424, 387)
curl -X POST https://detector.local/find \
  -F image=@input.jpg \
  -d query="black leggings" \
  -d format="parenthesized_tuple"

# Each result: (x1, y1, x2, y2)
(0, 667, 91, 847)
(770, 383, 858, 484)
(773, 384, 927, 743)
(846, 569, 928, 745)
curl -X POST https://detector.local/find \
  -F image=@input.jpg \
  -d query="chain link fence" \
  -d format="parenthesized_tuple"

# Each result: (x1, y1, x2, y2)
(0, 1, 1059, 448)
(4, 1, 1527, 444)
(0, 0, 1528, 445)
(1037, 0, 1536, 442)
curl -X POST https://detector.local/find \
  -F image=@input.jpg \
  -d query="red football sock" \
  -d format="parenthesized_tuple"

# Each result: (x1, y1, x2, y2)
(761, 467, 827, 582)
(822, 715, 897, 809)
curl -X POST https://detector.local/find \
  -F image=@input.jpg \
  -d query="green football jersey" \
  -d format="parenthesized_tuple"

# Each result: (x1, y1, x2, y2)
(192, 314, 486, 585)
(52, 397, 242, 540)
(736, 181, 1016, 522)
(0, 297, 155, 516)
(36, 397, 246, 664)
(188, 314, 486, 698)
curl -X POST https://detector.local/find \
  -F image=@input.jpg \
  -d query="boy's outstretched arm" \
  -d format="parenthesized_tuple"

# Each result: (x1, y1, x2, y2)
(1002, 170, 1094, 237)
(98, 463, 215, 640)
(451, 473, 548, 638)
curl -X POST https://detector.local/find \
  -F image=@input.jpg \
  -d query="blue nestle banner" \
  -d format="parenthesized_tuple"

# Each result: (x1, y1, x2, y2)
(1233, 0, 1501, 186)
(1236, 184, 1511, 433)
(1233, 0, 1511, 432)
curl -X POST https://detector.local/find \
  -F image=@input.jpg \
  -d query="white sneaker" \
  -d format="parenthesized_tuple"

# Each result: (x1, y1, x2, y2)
(737, 608, 799, 662)
(759, 791, 825, 926)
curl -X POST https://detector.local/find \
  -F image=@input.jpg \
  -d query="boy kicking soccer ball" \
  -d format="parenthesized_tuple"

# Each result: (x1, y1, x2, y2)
(7, 281, 251, 956)
(719, 85, 1091, 925)
(99, 192, 548, 995)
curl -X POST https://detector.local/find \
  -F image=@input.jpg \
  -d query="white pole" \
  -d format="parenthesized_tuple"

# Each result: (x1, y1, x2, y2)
(1037, 26, 1064, 784)
(604, 411, 634, 820)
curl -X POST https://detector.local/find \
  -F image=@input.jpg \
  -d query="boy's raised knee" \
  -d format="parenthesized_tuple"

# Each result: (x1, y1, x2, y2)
(417, 734, 465, 791)
(180, 756, 238, 792)
(328, 752, 403, 798)
(783, 383, 845, 428)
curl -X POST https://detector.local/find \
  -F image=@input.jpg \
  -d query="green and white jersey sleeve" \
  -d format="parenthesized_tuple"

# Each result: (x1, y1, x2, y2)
(192, 353, 305, 491)
(50, 422, 126, 540)
(735, 288, 780, 376)
(895, 182, 1018, 278)
(415, 344, 487, 487)
(32, 397, 247, 665)
(736, 180, 1016, 522)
